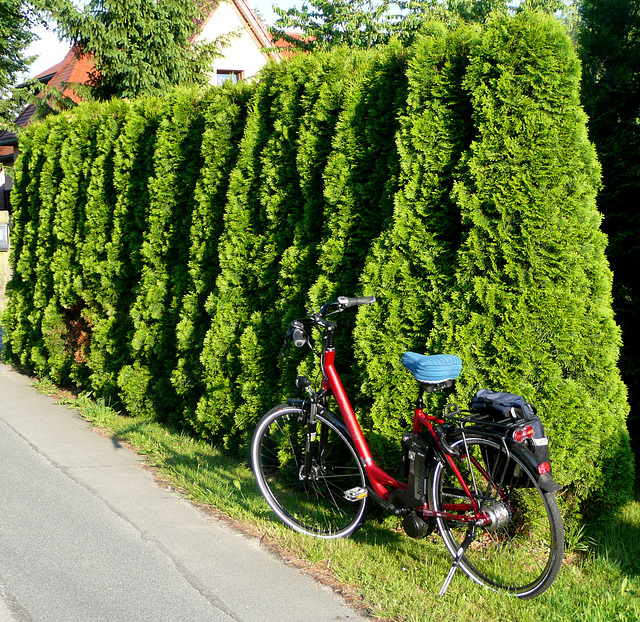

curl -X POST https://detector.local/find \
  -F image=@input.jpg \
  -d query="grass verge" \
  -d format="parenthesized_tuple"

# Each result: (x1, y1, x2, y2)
(36, 380, 640, 622)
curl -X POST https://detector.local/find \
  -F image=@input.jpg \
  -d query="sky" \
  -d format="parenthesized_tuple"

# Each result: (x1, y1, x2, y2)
(24, 0, 299, 79)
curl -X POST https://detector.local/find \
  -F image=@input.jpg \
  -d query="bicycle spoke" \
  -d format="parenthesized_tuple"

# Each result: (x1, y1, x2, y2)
(252, 406, 368, 538)
(430, 435, 564, 598)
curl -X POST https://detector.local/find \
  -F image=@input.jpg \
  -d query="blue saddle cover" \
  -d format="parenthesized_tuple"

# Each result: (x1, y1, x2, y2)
(401, 352, 462, 384)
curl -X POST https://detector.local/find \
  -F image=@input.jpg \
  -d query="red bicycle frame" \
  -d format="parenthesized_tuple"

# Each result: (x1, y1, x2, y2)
(321, 347, 487, 525)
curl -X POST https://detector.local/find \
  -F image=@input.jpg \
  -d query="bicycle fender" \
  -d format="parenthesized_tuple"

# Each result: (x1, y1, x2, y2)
(510, 444, 563, 493)
(459, 429, 562, 493)
(284, 399, 352, 441)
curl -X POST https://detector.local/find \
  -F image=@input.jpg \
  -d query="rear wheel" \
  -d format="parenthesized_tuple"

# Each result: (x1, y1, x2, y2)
(251, 405, 368, 538)
(429, 435, 563, 598)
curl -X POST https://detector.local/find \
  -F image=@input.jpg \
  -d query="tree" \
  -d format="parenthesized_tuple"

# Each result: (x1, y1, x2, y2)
(0, 0, 36, 126)
(434, 11, 633, 508)
(271, 0, 398, 51)
(269, 0, 564, 52)
(578, 0, 640, 463)
(0, 0, 36, 92)
(353, 21, 477, 463)
(42, 0, 229, 100)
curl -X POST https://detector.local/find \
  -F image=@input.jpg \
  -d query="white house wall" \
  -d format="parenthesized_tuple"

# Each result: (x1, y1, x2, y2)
(197, 1, 272, 82)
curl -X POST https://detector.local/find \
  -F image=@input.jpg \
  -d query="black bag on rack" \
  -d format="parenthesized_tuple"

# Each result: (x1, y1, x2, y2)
(470, 389, 556, 486)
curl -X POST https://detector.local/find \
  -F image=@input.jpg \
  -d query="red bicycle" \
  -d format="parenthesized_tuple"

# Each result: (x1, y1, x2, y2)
(251, 296, 564, 598)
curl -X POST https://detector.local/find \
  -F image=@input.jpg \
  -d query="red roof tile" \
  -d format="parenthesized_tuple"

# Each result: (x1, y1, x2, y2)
(43, 46, 95, 103)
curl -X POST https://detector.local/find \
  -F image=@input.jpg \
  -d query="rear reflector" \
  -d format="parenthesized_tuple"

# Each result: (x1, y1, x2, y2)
(538, 462, 551, 475)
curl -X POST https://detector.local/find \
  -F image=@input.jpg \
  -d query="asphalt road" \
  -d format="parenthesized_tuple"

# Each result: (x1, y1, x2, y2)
(0, 364, 368, 622)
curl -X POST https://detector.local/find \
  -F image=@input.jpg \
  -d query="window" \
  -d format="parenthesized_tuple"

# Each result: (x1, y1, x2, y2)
(216, 70, 244, 86)
(0, 223, 9, 251)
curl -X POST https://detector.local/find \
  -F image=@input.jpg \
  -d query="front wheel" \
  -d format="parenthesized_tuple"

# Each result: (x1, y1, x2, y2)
(251, 405, 368, 539)
(429, 435, 564, 598)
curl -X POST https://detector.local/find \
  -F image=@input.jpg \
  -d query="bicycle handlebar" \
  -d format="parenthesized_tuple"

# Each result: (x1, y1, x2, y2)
(290, 320, 307, 348)
(319, 295, 376, 317)
(336, 295, 376, 309)
(286, 296, 376, 349)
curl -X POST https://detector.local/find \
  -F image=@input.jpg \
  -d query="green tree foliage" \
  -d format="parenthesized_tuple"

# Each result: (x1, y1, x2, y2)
(40, 104, 102, 383)
(395, 0, 507, 38)
(77, 99, 130, 395)
(432, 11, 633, 507)
(32, 117, 73, 380)
(353, 22, 477, 460)
(271, 0, 398, 51)
(4, 11, 634, 513)
(269, 0, 564, 53)
(193, 73, 279, 443)
(2, 119, 54, 368)
(118, 89, 208, 423)
(578, 0, 640, 463)
(307, 43, 408, 402)
(172, 84, 251, 432)
(272, 52, 354, 399)
(195, 61, 315, 444)
(0, 0, 35, 101)
(85, 97, 163, 402)
(44, 0, 226, 100)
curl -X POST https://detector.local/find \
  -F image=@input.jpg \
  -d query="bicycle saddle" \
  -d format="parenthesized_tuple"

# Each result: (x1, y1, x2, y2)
(401, 352, 462, 386)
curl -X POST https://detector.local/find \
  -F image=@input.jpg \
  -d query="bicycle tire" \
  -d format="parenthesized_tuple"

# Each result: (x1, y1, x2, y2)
(429, 434, 564, 598)
(251, 404, 369, 539)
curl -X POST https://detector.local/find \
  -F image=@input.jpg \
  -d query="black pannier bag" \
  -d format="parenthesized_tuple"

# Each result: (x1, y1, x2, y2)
(470, 389, 561, 492)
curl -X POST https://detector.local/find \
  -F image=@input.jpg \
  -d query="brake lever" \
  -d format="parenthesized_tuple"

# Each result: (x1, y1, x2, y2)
(278, 334, 292, 359)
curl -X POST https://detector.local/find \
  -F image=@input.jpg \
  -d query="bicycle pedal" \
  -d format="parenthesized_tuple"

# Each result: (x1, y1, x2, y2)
(344, 487, 368, 502)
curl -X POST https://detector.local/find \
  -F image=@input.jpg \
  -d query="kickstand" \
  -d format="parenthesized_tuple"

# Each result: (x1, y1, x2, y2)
(439, 527, 476, 597)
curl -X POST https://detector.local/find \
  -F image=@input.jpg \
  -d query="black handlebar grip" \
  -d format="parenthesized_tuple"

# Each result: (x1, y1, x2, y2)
(292, 328, 306, 348)
(337, 295, 376, 308)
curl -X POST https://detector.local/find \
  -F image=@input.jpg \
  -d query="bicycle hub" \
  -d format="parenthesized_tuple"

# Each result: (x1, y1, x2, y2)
(483, 501, 511, 531)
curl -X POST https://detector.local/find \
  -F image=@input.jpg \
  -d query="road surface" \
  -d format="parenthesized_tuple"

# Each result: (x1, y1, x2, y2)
(0, 364, 367, 622)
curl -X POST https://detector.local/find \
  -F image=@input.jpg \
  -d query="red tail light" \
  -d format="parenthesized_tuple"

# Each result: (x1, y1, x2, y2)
(512, 425, 535, 443)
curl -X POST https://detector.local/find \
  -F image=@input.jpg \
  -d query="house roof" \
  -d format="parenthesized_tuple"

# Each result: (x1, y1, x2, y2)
(229, 0, 277, 52)
(35, 46, 94, 103)
(195, 0, 275, 49)
(0, 46, 93, 148)
(0, 3, 294, 149)
(272, 32, 308, 60)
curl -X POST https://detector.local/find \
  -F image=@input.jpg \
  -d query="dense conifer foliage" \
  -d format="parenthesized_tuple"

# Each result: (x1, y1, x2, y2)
(0, 0, 35, 100)
(4, 12, 634, 512)
(41, 0, 223, 100)
(578, 0, 640, 465)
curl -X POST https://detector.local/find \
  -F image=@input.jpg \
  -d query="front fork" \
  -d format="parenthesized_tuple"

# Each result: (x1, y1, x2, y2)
(300, 392, 319, 480)
(296, 377, 332, 481)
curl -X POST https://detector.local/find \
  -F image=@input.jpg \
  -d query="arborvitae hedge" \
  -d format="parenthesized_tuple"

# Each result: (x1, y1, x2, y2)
(4, 11, 634, 513)
(354, 22, 477, 462)
(171, 86, 251, 433)
(431, 13, 633, 508)
(91, 97, 164, 402)
(118, 90, 207, 424)
(79, 100, 130, 398)
(4, 119, 61, 372)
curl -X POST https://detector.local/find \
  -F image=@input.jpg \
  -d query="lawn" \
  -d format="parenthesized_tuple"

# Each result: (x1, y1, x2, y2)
(42, 382, 640, 622)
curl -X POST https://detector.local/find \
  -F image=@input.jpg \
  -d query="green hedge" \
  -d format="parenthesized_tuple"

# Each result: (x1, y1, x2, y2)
(4, 12, 634, 512)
